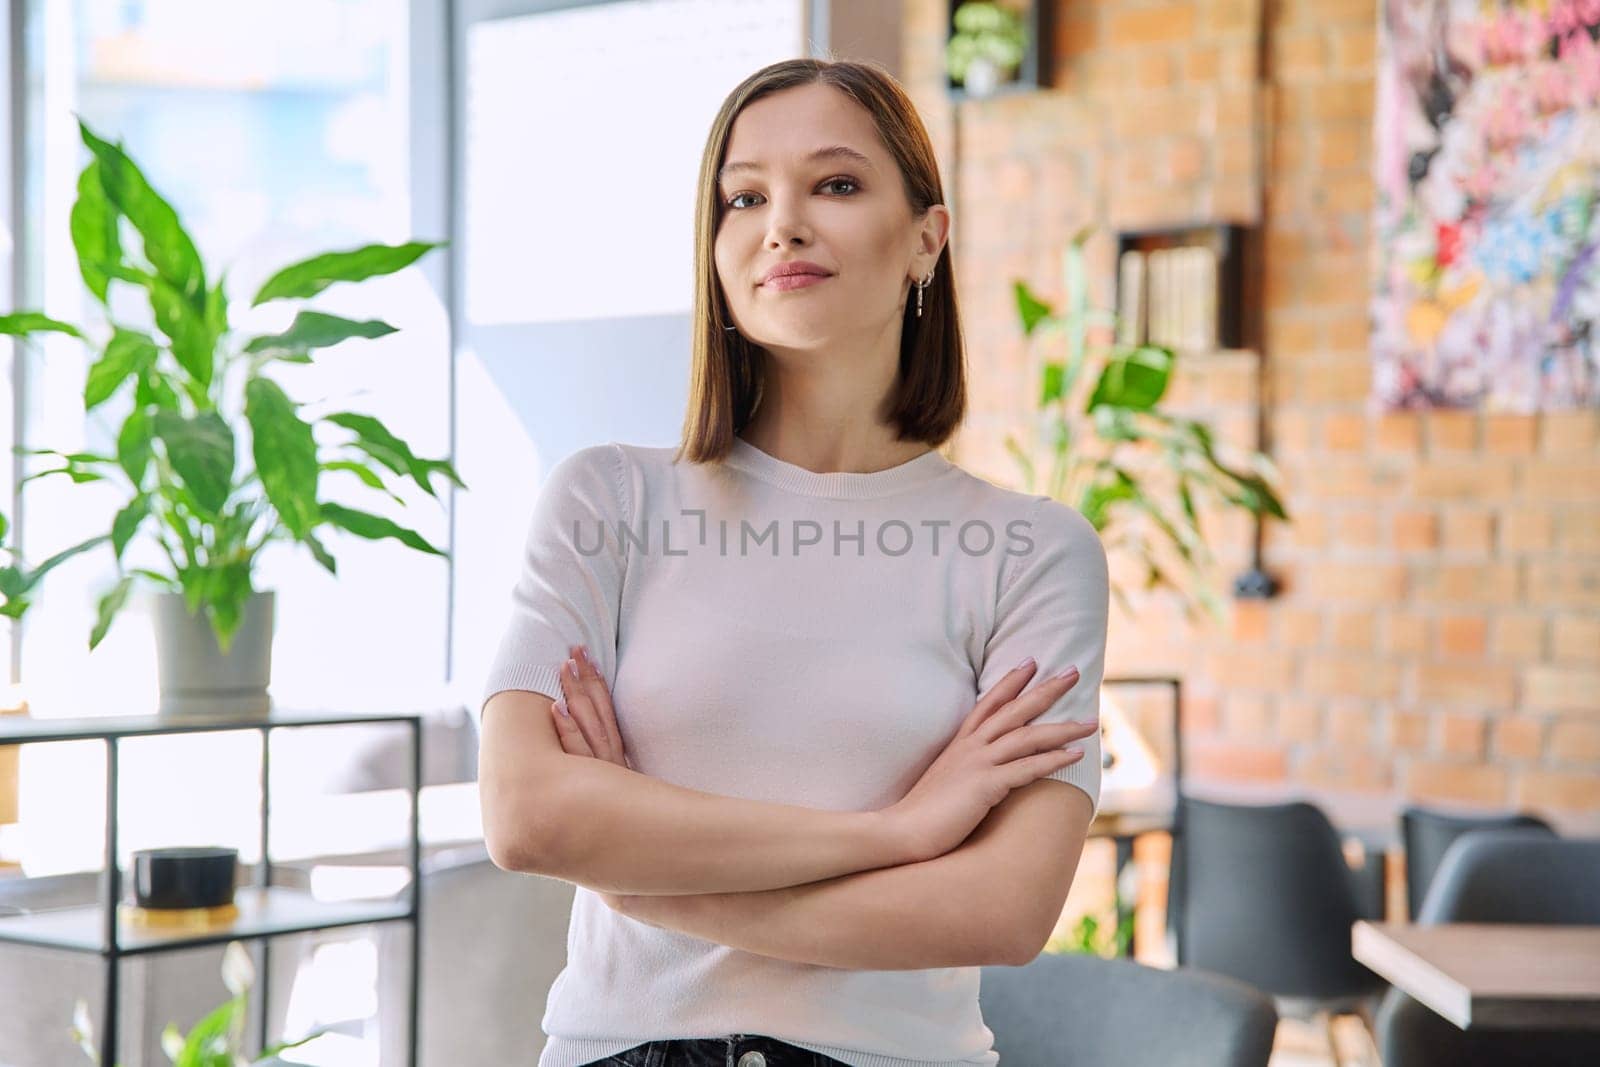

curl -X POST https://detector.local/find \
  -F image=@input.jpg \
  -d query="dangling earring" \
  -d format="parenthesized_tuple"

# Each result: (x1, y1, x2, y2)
(915, 269, 934, 318)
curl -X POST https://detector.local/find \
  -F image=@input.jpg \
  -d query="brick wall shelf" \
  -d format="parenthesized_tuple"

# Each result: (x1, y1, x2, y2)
(1115, 222, 1257, 354)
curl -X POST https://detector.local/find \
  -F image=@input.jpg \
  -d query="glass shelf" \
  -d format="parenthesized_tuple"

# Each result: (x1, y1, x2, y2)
(0, 885, 411, 957)
(0, 707, 423, 745)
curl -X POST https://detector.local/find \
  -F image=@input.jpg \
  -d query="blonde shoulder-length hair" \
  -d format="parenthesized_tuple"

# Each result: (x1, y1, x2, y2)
(675, 57, 967, 466)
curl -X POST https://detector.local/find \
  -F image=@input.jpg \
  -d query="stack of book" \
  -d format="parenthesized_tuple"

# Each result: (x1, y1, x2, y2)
(1117, 245, 1220, 352)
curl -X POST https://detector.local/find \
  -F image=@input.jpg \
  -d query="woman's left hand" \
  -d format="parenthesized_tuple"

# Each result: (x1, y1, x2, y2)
(550, 644, 633, 914)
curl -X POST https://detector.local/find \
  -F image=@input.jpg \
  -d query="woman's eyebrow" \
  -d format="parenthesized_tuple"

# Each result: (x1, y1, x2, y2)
(718, 145, 875, 183)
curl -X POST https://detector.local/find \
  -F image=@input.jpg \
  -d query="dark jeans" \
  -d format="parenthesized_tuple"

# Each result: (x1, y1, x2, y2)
(581, 1033, 851, 1067)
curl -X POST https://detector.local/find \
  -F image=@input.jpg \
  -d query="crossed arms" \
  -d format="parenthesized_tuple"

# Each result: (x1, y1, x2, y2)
(480, 689, 1094, 970)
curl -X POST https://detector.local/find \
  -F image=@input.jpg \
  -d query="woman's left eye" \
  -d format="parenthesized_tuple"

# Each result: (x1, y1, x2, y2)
(821, 176, 860, 195)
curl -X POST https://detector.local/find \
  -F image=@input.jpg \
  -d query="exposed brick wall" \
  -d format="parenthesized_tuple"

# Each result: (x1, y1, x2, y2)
(902, 0, 1600, 827)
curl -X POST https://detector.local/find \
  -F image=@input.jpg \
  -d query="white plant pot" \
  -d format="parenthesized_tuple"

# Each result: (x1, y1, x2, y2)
(965, 56, 1002, 97)
(151, 590, 275, 719)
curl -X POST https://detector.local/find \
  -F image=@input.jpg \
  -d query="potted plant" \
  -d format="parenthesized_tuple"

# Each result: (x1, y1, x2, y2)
(70, 940, 326, 1066)
(946, 2, 1029, 97)
(0, 119, 464, 718)
(1005, 226, 1289, 625)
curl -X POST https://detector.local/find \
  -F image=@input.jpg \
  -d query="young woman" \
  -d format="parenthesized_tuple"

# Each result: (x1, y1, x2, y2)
(478, 58, 1109, 1067)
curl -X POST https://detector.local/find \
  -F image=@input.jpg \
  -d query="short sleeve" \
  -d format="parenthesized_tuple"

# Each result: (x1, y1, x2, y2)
(478, 443, 630, 723)
(976, 496, 1110, 817)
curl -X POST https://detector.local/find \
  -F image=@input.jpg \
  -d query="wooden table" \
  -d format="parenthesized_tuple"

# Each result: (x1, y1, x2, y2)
(1352, 920, 1600, 1030)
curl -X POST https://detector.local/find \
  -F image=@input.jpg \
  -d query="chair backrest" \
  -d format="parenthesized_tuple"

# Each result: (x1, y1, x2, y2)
(1400, 806, 1555, 920)
(980, 952, 1277, 1067)
(1175, 795, 1376, 999)
(1377, 831, 1600, 1067)
(1417, 828, 1600, 925)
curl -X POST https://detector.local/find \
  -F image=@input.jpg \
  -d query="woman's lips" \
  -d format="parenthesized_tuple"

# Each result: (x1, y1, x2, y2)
(762, 273, 831, 292)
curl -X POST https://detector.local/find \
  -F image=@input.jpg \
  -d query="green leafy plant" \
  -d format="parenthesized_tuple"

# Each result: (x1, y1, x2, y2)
(71, 940, 325, 1067)
(1006, 226, 1289, 624)
(0, 507, 107, 621)
(1050, 909, 1136, 959)
(945, 2, 1028, 87)
(0, 118, 463, 653)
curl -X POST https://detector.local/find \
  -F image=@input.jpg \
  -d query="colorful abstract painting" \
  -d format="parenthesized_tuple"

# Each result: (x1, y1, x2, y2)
(1372, 0, 1600, 411)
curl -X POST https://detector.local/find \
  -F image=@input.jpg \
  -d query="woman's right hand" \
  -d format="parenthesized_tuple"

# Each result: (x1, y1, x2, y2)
(882, 660, 1096, 864)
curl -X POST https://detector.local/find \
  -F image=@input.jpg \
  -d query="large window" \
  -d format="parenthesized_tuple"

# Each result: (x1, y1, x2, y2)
(13, 0, 450, 877)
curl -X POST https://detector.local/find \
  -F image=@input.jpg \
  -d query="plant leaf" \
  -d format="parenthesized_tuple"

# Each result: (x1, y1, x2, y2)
(152, 411, 234, 516)
(146, 271, 216, 388)
(1013, 280, 1053, 338)
(244, 377, 320, 538)
(302, 529, 337, 575)
(321, 459, 404, 506)
(78, 119, 207, 309)
(19, 533, 109, 595)
(241, 310, 397, 354)
(319, 502, 446, 556)
(258, 1027, 333, 1059)
(325, 411, 463, 499)
(0, 312, 85, 340)
(252, 240, 444, 306)
(69, 159, 123, 304)
(112, 496, 150, 561)
(118, 408, 155, 486)
(1087, 344, 1173, 412)
(85, 328, 160, 411)
(90, 574, 135, 651)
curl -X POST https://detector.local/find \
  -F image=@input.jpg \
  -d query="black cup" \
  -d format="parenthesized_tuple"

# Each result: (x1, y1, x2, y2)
(132, 846, 238, 909)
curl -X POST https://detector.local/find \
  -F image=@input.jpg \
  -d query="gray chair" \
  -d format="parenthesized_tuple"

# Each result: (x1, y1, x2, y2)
(1173, 796, 1387, 1066)
(1377, 830, 1600, 1067)
(979, 951, 1277, 1066)
(1399, 805, 1554, 920)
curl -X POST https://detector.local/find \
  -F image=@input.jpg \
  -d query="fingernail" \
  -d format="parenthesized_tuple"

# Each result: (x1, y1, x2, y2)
(577, 645, 591, 666)
(1016, 656, 1036, 671)
(565, 659, 579, 680)
(554, 698, 570, 717)
(1053, 666, 1079, 682)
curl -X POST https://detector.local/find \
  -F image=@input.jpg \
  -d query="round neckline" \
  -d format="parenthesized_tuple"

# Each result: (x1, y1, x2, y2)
(724, 436, 955, 499)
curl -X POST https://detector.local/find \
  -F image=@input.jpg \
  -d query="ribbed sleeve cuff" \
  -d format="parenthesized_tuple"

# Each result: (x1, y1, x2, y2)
(479, 663, 564, 723)
(1044, 757, 1101, 818)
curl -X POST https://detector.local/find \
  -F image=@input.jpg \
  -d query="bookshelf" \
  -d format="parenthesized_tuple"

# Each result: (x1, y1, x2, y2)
(1114, 223, 1257, 355)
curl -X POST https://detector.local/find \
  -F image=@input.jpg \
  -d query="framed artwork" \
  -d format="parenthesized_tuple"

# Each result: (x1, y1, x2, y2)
(1371, 0, 1600, 411)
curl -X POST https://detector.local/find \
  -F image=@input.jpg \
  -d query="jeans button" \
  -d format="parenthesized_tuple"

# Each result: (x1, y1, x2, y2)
(736, 1054, 766, 1067)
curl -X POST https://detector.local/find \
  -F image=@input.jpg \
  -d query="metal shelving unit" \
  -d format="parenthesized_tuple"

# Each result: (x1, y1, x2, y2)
(0, 707, 423, 1066)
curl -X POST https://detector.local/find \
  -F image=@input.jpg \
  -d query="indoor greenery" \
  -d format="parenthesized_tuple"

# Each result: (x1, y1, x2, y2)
(71, 940, 324, 1066)
(945, 2, 1028, 88)
(1006, 226, 1289, 624)
(0, 119, 463, 654)
(1049, 910, 1135, 960)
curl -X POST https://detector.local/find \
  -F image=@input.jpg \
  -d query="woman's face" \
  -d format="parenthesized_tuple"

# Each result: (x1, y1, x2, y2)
(714, 82, 942, 355)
